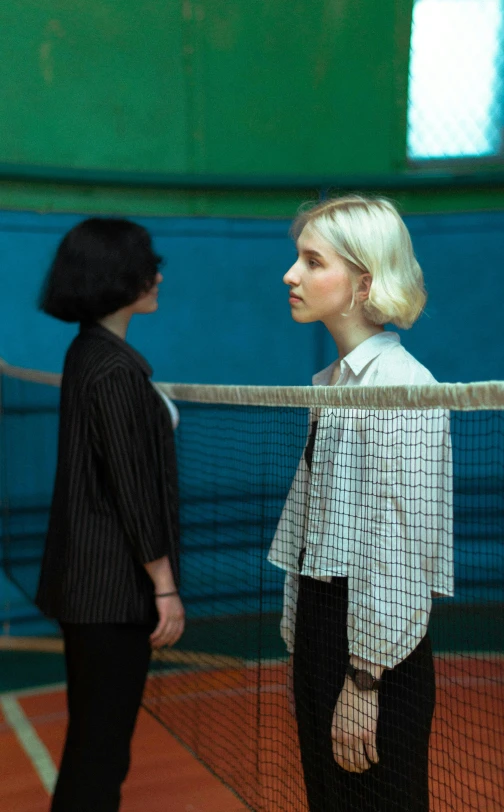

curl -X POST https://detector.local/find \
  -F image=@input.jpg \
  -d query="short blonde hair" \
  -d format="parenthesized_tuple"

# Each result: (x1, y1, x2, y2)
(291, 195, 426, 329)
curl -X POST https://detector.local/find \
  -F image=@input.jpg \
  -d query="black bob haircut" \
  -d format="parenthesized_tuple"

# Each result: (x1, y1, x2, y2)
(38, 218, 162, 323)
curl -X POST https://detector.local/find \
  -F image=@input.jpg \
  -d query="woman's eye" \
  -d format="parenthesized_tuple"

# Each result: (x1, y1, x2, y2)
(308, 259, 320, 268)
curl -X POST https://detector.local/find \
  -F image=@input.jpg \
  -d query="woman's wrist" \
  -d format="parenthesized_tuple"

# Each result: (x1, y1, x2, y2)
(144, 556, 176, 595)
(155, 590, 178, 598)
(349, 655, 384, 680)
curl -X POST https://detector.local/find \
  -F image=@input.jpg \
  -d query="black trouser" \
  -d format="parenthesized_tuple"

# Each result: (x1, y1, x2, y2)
(293, 576, 435, 812)
(51, 623, 152, 812)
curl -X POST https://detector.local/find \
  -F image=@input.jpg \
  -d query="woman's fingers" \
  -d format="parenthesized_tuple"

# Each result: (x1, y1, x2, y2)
(151, 624, 179, 648)
(151, 618, 185, 648)
(353, 739, 370, 773)
(333, 740, 368, 773)
(332, 728, 368, 773)
(342, 737, 368, 773)
(150, 595, 185, 648)
(363, 729, 379, 765)
(153, 626, 180, 648)
(332, 679, 379, 773)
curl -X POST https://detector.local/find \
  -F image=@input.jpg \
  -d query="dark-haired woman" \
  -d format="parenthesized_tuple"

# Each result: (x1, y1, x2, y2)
(36, 218, 183, 812)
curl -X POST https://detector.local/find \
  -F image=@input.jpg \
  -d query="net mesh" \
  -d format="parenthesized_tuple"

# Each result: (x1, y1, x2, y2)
(1, 361, 503, 811)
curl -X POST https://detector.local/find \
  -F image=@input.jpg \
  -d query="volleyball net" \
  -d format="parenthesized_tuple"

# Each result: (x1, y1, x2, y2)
(1, 359, 503, 811)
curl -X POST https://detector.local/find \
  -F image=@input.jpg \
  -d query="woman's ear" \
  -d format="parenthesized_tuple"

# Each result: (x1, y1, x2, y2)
(356, 272, 372, 302)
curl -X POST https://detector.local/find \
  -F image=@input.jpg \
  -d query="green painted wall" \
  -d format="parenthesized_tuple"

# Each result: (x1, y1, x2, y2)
(0, 2, 188, 173)
(0, 0, 503, 216)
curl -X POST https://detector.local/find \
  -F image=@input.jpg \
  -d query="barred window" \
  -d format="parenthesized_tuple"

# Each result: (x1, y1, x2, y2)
(407, 0, 504, 161)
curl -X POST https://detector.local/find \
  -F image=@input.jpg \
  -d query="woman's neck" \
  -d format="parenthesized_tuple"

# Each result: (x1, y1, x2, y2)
(98, 309, 132, 340)
(324, 315, 384, 361)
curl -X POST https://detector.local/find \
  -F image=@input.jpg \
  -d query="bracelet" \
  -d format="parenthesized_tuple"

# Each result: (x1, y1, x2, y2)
(155, 590, 178, 598)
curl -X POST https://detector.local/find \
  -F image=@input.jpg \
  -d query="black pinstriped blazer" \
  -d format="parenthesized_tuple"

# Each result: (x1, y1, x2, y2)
(36, 324, 179, 624)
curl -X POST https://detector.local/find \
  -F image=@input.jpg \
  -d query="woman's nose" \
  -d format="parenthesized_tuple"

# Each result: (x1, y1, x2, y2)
(283, 263, 299, 286)
(156, 272, 163, 284)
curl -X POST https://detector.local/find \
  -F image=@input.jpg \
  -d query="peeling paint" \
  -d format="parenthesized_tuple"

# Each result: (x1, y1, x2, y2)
(47, 19, 65, 37)
(39, 42, 54, 85)
(207, 7, 241, 51)
(39, 20, 65, 85)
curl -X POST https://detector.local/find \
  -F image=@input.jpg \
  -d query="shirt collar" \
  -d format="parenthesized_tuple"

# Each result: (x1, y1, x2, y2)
(313, 331, 401, 385)
(81, 324, 153, 378)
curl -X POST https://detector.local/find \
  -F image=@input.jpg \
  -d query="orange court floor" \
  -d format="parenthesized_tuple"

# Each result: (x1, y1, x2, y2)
(0, 684, 249, 812)
(2, 655, 503, 812)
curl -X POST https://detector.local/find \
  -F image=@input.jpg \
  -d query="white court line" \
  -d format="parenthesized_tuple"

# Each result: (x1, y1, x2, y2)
(0, 695, 57, 795)
(0, 681, 66, 701)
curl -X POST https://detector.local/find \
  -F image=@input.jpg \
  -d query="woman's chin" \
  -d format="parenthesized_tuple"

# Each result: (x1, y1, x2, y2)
(136, 299, 159, 315)
(291, 309, 314, 324)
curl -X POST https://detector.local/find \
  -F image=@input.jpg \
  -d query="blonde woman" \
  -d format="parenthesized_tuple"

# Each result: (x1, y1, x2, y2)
(268, 196, 453, 811)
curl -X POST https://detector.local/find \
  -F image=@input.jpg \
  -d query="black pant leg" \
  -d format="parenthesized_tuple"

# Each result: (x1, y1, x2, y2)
(374, 635, 435, 812)
(51, 623, 152, 812)
(294, 577, 349, 812)
(294, 577, 435, 812)
(323, 636, 435, 812)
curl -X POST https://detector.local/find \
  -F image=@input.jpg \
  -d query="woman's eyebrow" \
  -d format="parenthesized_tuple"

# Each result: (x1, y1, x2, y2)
(299, 247, 324, 258)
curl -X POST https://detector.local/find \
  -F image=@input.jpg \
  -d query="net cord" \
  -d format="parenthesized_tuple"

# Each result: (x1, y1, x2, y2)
(1, 357, 503, 411)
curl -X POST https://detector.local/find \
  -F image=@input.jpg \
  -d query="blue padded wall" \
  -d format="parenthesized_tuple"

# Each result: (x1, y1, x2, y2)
(1, 208, 503, 384)
(1, 208, 503, 634)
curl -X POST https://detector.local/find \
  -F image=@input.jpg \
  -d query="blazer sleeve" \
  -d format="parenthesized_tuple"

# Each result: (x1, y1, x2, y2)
(90, 366, 169, 564)
(347, 408, 453, 669)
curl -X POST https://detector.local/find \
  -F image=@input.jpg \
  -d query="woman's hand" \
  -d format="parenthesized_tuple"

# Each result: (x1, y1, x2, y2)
(150, 593, 185, 648)
(144, 556, 184, 647)
(331, 676, 379, 773)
